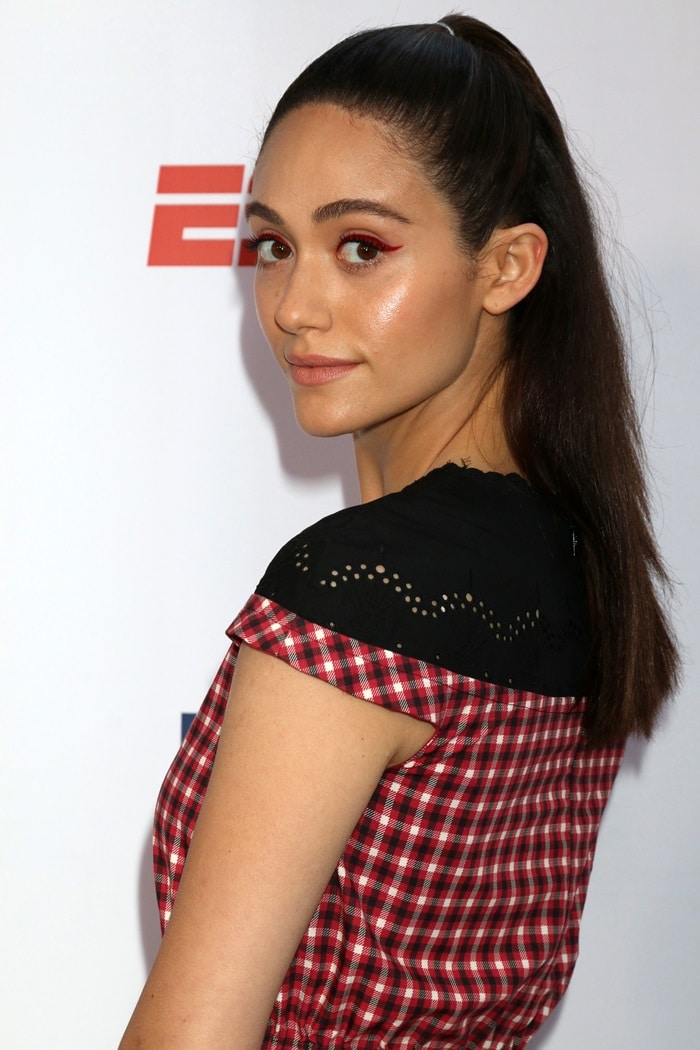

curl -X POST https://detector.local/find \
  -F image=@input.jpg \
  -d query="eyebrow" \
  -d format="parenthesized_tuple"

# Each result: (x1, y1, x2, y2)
(312, 198, 411, 225)
(245, 198, 411, 225)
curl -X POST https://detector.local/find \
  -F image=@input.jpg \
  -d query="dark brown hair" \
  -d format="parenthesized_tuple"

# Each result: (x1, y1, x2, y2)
(261, 14, 678, 746)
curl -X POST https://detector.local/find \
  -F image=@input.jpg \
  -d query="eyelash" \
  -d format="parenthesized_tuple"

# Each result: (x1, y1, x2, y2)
(242, 233, 401, 270)
(241, 235, 292, 265)
(337, 234, 401, 268)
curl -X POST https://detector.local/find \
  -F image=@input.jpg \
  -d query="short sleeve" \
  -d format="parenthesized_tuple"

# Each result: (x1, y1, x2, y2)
(226, 593, 467, 733)
(237, 466, 591, 697)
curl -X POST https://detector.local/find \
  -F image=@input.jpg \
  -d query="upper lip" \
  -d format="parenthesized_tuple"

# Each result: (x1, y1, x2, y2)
(284, 353, 359, 367)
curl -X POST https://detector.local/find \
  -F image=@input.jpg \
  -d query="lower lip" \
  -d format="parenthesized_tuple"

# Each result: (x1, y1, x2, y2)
(288, 363, 359, 387)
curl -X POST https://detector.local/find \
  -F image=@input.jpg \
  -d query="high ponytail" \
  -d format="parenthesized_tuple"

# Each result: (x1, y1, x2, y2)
(260, 14, 679, 745)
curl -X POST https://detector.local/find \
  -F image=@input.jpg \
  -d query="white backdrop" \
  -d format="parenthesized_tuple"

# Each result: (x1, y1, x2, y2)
(2, 2, 698, 1047)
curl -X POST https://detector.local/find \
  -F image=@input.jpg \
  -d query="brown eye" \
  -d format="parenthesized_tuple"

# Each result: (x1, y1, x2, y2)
(338, 238, 383, 264)
(355, 241, 380, 261)
(258, 238, 292, 263)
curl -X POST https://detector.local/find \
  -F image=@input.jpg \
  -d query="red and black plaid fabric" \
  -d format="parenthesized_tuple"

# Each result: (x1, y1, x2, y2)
(154, 595, 623, 1049)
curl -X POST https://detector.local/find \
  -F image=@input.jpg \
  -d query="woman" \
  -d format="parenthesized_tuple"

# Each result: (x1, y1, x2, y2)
(120, 15, 678, 1049)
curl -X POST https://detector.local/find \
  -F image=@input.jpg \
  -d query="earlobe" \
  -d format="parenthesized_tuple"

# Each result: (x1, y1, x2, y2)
(482, 224, 548, 316)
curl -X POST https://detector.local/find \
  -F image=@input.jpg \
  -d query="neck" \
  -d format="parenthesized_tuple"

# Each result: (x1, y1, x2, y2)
(353, 373, 521, 503)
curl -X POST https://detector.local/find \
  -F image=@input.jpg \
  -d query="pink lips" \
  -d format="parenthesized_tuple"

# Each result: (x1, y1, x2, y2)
(285, 354, 360, 387)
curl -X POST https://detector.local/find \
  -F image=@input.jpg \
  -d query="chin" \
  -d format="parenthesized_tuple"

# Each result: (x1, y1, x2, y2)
(294, 416, 352, 439)
(292, 404, 356, 438)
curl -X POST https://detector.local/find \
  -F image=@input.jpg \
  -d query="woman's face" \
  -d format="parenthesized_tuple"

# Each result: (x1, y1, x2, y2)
(247, 104, 501, 439)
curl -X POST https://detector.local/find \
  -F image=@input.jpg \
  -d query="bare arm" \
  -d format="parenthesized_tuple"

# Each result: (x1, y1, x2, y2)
(119, 643, 433, 1050)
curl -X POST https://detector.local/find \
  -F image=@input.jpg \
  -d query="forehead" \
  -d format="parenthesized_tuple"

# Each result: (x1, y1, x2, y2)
(252, 104, 433, 212)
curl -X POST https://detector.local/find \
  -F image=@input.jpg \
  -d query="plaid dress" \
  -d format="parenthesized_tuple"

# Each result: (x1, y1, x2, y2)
(154, 465, 624, 1049)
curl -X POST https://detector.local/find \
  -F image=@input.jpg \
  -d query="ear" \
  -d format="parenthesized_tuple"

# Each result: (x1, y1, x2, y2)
(481, 223, 548, 316)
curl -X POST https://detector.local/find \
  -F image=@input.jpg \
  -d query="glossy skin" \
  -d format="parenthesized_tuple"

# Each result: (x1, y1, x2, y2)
(119, 104, 546, 1049)
(247, 104, 546, 501)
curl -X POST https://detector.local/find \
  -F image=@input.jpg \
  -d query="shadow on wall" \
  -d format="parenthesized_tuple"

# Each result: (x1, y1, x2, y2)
(619, 732, 650, 777)
(139, 827, 162, 971)
(527, 1002, 565, 1048)
(234, 268, 360, 508)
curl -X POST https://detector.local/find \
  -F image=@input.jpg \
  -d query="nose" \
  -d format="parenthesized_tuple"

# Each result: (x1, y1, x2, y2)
(273, 255, 332, 335)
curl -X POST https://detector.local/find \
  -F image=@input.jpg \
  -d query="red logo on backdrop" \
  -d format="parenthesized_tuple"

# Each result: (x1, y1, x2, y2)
(147, 165, 256, 266)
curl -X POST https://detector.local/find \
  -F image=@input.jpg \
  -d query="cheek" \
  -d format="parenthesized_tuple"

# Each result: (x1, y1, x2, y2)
(364, 285, 411, 336)
(363, 271, 464, 349)
(362, 274, 451, 350)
